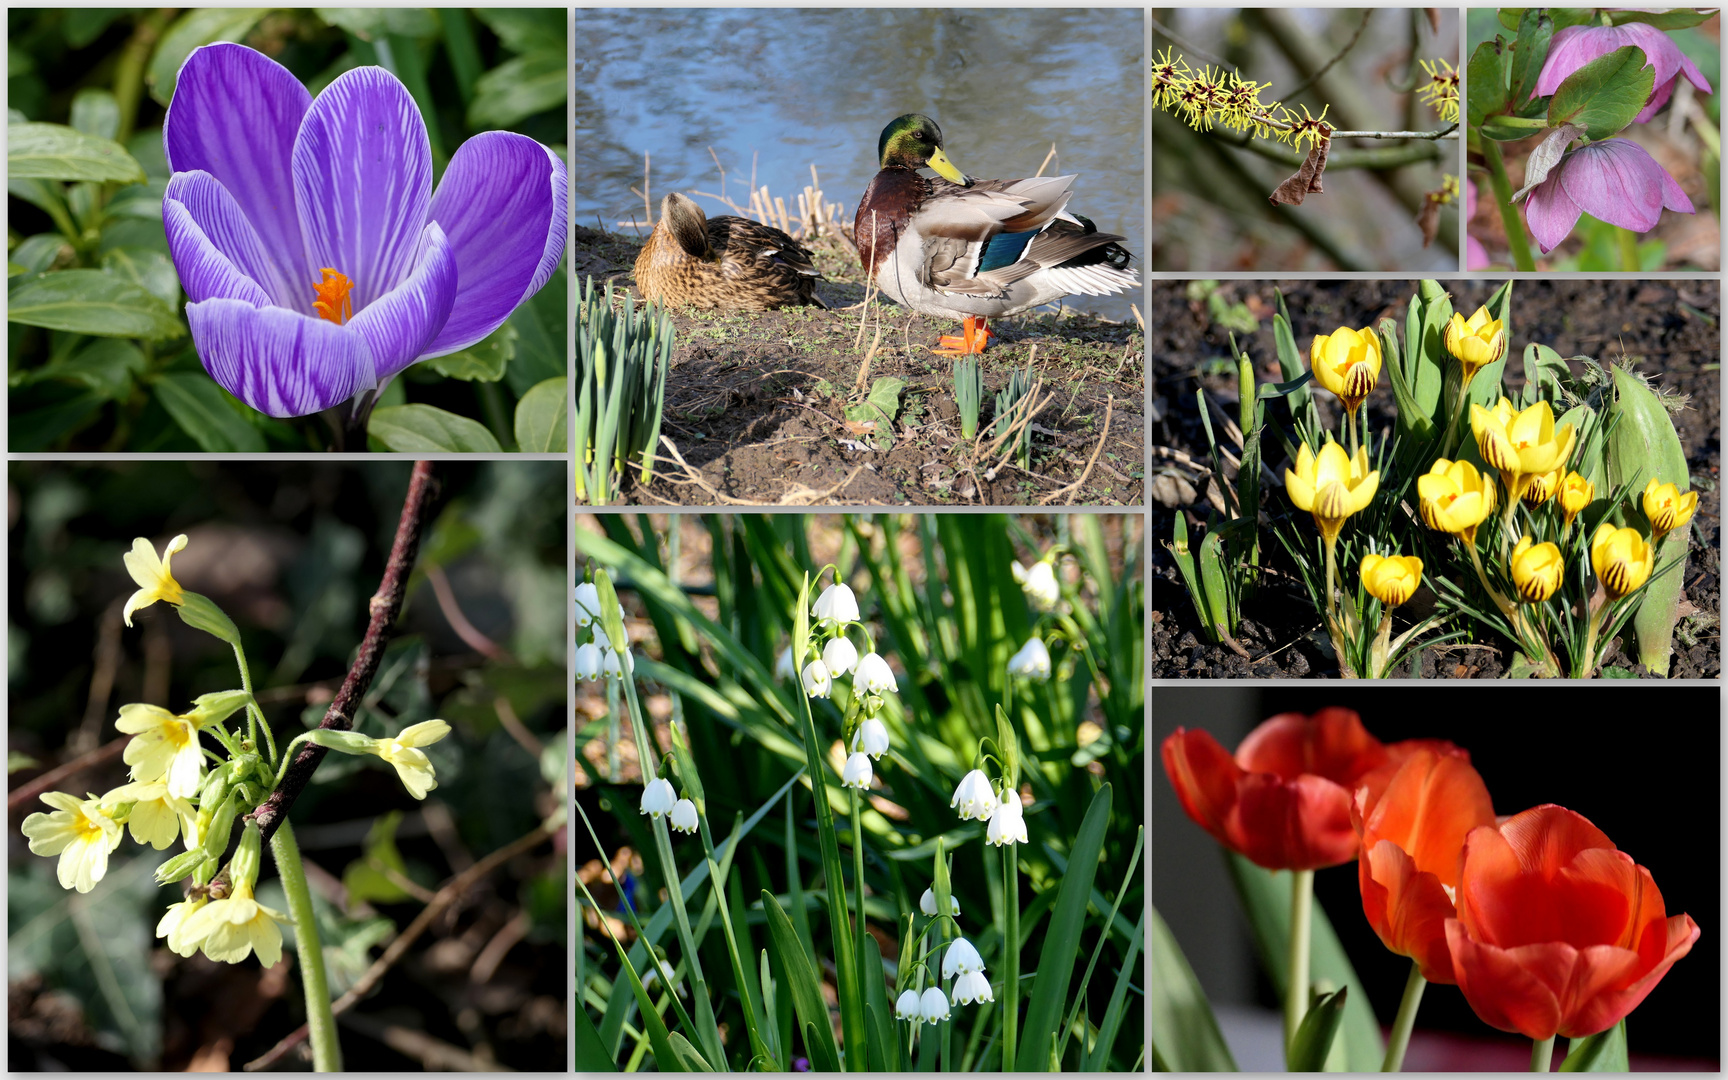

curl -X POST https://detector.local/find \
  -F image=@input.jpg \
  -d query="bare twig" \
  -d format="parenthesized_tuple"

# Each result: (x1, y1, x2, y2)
(424, 563, 511, 662)
(8, 737, 128, 815)
(1150, 16, 1230, 68)
(493, 696, 544, 759)
(74, 598, 127, 753)
(1285, 9, 1373, 99)
(247, 462, 439, 849)
(243, 817, 559, 1072)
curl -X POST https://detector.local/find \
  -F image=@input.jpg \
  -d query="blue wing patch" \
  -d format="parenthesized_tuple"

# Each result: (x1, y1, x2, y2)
(977, 228, 1039, 273)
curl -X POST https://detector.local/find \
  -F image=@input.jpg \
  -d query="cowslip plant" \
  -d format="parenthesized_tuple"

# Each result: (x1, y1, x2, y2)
(18, 477, 452, 1072)
(1468, 8, 1712, 270)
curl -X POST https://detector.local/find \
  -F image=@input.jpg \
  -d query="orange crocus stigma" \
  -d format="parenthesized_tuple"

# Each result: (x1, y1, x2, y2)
(311, 268, 354, 325)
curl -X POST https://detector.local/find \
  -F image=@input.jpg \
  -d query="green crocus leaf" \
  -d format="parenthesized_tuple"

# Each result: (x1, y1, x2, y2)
(514, 376, 569, 452)
(1288, 986, 1349, 1072)
(1547, 45, 1657, 137)
(425, 320, 513, 382)
(154, 373, 268, 452)
(467, 50, 566, 129)
(8, 122, 145, 183)
(370, 403, 504, 452)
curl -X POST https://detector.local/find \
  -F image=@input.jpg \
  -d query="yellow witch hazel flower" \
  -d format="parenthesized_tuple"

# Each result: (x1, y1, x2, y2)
(174, 824, 292, 967)
(20, 792, 124, 893)
(100, 781, 197, 850)
(122, 535, 188, 626)
(310, 719, 453, 799)
(115, 690, 250, 800)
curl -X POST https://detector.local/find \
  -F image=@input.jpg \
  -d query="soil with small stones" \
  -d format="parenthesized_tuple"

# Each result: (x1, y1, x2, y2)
(1152, 279, 1721, 679)
(574, 224, 1143, 506)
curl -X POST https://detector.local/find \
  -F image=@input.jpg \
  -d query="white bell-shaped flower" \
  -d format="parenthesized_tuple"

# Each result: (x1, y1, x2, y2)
(822, 636, 859, 677)
(640, 778, 676, 819)
(986, 792, 1029, 846)
(895, 989, 922, 1022)
(574, 582, 601, 626)
(951, 970, 994, 1005)
(854, 653, 898, 695)
(813, 582, 860, 626)
(920, 887, 959, 917)
(602, 647, 634, 680)
(669, 798, 699, 834)
(942, 937, 985, 979)
(575, 642, 603, 681)
(841, 752, 873, 790)
(950, 769, 996, 821)
(775, 647, 797, 680)
(1012, 560, 1060, 611)
(1006, 637, 1052, 681)
(919, 986, 950, 1023)
(852, 718, 890, 760)
(801, 659, 832, 699)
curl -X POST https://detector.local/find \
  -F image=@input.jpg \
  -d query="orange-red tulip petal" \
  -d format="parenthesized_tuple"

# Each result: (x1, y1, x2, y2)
(1445, 804, 1699, 1040)
(1353, 747, 1496, 983)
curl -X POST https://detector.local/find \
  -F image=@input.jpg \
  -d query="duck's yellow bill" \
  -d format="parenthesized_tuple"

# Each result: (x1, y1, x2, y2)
(927, 146, 971, 186)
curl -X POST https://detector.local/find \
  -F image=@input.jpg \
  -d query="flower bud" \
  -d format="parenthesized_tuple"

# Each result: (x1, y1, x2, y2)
(1511, 537, 1564, 603)
(841, 752, 873, 790)
(854, 653, 897, 695)
(1006, 637, 1052, 681)
(812, 583, 860, 626)
(308, 729, 380, 755)
(669, 798, 699, 834)
(1558, 471, 1594, 528)
(1642, 478, 1698, 541)
(640, 778, 677, 818)
(1360, 552, 1422, 608)
(801, 659, 832, 699)
(155, 847, 206, 885)
(822, 636, 859, 677)
(853, 717, 890, 760)
(230, 821, 264, 893)
(919, 887, 959, 917)
(175, 591, 242, 647)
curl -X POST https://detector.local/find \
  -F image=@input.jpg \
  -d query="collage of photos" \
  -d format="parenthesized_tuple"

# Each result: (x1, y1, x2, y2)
(1152, 3, 1722, 1077)
(5, 2, 1723, 1076)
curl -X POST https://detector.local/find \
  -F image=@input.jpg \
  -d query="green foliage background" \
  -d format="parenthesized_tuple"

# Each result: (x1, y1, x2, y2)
(7, 8, 569, 452)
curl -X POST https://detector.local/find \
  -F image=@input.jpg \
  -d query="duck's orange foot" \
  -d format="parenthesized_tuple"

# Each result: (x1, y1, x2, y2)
(931, 316, 994, 357)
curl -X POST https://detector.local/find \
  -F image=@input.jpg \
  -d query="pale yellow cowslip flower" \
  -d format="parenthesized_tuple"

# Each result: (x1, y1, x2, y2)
(99, 781, 196, 850)
(176, 878, 293, 967)
(157, 896, 210, 957)
(115, 705, 207, 799)
(20, 792, 123, 893)
(122, 535, 188, 626)
(373, 720, 452, 799)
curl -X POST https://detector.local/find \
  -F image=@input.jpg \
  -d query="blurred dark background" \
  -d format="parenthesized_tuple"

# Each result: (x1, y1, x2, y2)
(1153, 685, 1720, 1070)
(9, 461, 568, 1070)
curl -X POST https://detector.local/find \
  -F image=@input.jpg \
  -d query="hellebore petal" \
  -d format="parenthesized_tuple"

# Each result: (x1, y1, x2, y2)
(1526, 139, 1694, 254)
(425, 131, 568, 355)
(291, 66, 433, 311)
(185, 298, 372, 418)
(164, 43, 313, 294)
(1352, 747, 1496, 984)
(164, 172, 291, 307)
(344, 222, 457, 382)
(1446, 804, 1699, 1040)
(1534, 23, 1713, 124)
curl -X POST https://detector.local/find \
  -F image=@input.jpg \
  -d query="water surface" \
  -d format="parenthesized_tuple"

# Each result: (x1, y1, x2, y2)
(575, 8, 1145, 322)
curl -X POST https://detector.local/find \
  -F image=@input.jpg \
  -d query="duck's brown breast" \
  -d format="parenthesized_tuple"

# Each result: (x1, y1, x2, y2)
(854, 169, 925, 279)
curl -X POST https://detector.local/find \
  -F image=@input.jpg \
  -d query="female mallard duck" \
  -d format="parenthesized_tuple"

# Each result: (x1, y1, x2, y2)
(634, 192, 825, 312)
(854, 113, 1137, 355)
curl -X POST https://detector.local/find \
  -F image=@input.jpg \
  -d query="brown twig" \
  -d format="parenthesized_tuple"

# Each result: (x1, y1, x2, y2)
(246, 462, 439, 849)
(1039, 394, 1113, 506)
(8, 737, 128, 814)
(243, 817, 558, 1072)
(424, 563, 511, 662)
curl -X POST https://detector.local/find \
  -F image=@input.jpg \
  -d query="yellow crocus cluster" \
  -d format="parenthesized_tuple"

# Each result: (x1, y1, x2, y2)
(1470, 398, 1577, 505)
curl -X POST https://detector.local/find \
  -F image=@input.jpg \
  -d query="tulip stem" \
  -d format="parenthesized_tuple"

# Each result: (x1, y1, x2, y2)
(271, 821, 341, 1072)
(1285, 869, 1315, 1062)
(1482, 140, 1537, 271)
(1381, 962, 1427, 1072)
(1531, 1036, 1555, 1072)
(1002, 844, 1019, 1071)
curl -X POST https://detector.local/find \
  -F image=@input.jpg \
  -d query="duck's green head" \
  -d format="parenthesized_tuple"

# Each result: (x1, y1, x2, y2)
(877, 113, 970, 186)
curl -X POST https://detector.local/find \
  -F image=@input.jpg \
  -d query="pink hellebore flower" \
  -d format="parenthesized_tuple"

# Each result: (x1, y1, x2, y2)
(1522, 138, 1693, 254)
(1465, 179, 1490, 270)
(1534, 23, 1712, 125)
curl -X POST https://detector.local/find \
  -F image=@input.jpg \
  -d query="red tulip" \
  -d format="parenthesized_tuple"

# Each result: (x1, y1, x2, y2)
(1446, 804, 1699, 1040)
(1161, 708, 1450, 871)
(1352, 747, 1496, 983)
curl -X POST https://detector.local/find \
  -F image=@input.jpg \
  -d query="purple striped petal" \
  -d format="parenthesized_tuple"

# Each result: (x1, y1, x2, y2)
(292, 66, 432, 312)
(423, 131, 567, 356)
(163, 43, 312, 297)
(165, 171, 300, 309)
(348, 221, 458, 381)
(186, 299, 372, 418)
(163, 197, 274, 308)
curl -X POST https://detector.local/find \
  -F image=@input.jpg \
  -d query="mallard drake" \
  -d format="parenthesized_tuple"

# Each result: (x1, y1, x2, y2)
(634, 192, 825, 312)
(854, 113, 1138, 356)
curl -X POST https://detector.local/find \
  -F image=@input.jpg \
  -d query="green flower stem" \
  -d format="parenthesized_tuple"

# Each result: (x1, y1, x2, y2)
(270, 821, 340, 1072)
(230, 641, 259, 753)
(1002, 843, 1020, 1071)
(1381, 962, 1427, 1072)
(1531, 1035, 1555, 1072)
(1285, 869, 1315, 1061)
(1482, 139, 1537, 271)
(1579, 594, 1609, 678)
(849, 784, 867, 977)
(1616, 226, 1640, 272)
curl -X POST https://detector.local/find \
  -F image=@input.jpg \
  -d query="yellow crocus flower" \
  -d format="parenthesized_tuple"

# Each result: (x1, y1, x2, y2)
(1641, 478, 1698, 542)
(1360, 553, 1423, 607)
(1284, 438, 1379, 547)
(1557, 471, 1594, 529)
(1522, 467, 1561, 506)
(1309, 326, 1382, 419)
(1470, 398, 1576, 503)
(1510, 537, 1564, 603)
(1591, 524, 1654, 599)
(1442, 306, 1506, 390)
(1417, 458, 1498, 546)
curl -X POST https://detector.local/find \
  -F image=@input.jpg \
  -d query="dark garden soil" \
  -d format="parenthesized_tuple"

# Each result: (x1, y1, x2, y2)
(574, 224, 1144, 506)
(1152, 279, 1721, 679)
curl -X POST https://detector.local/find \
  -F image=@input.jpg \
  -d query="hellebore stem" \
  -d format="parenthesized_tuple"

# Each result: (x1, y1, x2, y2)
(1616, 226, 1641, 271)
(271, 822, 341, 1072)
(1285, 869, 1315, 1061)
(1002, 843, 1020, 1071)
(1531, 1035, 1556, 1072)
(1381, 962, 1428, 1072)
(1482, 140, 1537, 271)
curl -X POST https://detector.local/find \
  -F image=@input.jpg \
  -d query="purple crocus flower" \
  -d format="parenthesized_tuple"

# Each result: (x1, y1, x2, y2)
(162, 43, 567, 417)
(1522, 137, 1694, 254)
(1533, 22, 1713, 124)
